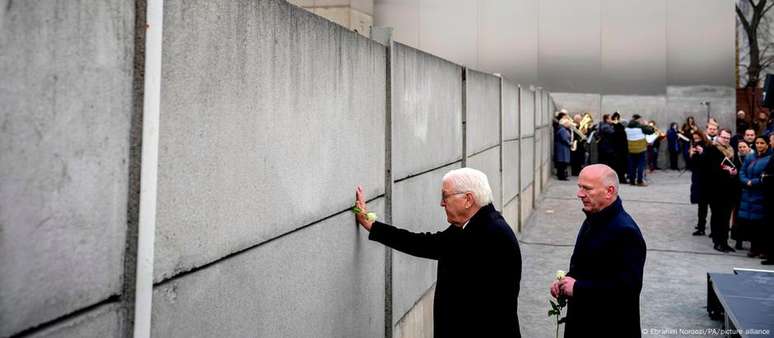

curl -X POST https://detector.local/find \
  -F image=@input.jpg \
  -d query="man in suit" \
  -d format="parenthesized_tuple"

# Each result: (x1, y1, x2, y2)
(550, 164, 646, 337)
(354, 168, 522, 338)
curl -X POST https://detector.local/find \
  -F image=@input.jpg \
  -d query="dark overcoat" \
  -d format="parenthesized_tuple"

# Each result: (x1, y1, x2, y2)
(369, 204, 522, 338)
(565, 198, 646, 338)
(555, 126, 572, 163)
(738, 152, 772, 221)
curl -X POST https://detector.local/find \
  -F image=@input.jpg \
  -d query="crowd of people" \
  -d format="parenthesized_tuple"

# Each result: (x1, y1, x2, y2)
(553, 108, 774, 264)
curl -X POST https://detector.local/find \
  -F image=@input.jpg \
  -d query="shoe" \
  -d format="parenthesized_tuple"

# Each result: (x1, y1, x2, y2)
(692, 230, 705, 236)
(762, 260, 774, 265)
(723, 245, 736, 253)
(747, 251, 759, 258)
(636, 182, 648, 187)
(714, 244, 725, 252)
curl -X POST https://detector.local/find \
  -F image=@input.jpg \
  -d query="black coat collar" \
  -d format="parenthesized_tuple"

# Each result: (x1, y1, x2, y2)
(583, 197, 623, 227)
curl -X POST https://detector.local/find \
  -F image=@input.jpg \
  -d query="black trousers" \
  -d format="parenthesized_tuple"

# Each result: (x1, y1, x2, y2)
(556, 161, 568, 180)
(697, 201, 709, 231)
(669, 151, 679, 170)
(709, 200, 732, 245)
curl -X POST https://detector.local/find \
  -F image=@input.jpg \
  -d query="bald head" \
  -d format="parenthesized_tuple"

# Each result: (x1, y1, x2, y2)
(576, 164, 619, 213)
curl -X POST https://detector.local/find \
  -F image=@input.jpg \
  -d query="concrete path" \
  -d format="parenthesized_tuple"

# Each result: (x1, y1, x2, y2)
(517, 170, 767, 338)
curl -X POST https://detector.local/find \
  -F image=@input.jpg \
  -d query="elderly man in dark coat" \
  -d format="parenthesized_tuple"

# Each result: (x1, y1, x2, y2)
(354, 168, 522, 338)
(550, 164, 647, 338)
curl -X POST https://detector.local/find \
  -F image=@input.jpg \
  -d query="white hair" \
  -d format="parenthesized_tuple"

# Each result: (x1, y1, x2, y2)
(442, 167, 493, 206)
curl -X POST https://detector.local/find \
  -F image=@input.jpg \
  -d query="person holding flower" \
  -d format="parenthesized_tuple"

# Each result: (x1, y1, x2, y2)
(354, 167, 522, 338)
(549, 164, 646, 338)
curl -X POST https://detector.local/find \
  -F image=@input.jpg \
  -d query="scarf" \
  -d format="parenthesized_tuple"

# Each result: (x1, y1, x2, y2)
(715, 142, 734, 159)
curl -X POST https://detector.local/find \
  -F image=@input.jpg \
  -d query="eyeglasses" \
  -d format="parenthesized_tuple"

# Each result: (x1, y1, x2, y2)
(441, 191, 466, 202)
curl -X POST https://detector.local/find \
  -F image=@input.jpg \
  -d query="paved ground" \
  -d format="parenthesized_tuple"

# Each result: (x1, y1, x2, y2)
(517, 169, 767, 338)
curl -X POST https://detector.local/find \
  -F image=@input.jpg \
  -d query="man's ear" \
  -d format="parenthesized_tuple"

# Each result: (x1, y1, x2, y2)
(607, 185, 616, 198)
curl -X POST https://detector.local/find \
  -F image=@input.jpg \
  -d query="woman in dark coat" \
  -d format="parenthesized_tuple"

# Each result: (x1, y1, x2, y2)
(688, 130, 710, 236)
(554, 118, 572, 181)
(667, 122, 681, 170)
(736, 136, 771, 256)
(761, 134, 774, 265)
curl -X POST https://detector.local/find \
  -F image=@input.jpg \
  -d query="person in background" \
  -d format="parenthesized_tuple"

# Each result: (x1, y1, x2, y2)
(753, 111, 771, 137)
(646, 120, 665, 171)
(667, 122, 681, 170)
(555, 117, 573, 181)
(680, 116, 699, 166)
(570, 114, 587, 176)
(737, 142, 752, 163)
(737, 110, 750, 134)
(735, 136, 771, 255)
(597, 114, 616, 169)
(625, 114, 655, 186)
(689, 130, 710, 236)
(704, 129, 740, 252)
(705, 122, 719, 143)
(761, 133, 774, 265)
(612, 112, 629, 184)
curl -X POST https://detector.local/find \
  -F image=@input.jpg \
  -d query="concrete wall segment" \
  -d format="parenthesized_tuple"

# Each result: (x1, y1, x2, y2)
(0, 0, 134, 335)
(465, 69, 502, 155)
(391, 42, 463, 180)
(502, 140, 520, 203)
(155, 0, 386, 282)
(151, 200, 386, 338)
(502, 80, 519, 141)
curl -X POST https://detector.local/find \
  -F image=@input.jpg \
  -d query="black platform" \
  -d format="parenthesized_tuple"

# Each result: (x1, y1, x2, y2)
(707, 269, 774, 337)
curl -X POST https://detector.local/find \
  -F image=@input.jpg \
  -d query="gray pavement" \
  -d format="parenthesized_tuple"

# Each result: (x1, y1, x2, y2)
(517, 169, 768, 338)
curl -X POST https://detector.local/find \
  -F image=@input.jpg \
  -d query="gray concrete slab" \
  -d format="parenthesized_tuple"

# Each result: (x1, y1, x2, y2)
(155, 0, 386, 282)
(520, 88, 535, 137)
(0, 1, 133, 335)
(520, 137, 535, 191)
(502, 80, 520, 141)
(26, 304, 123, 338)
(467, 146, 502, 210)
(151, 199, 385, 338)
(392, 163, 461, 324)
(392, 42, 463, 180)
(465, 69, 501, 155)
(519, 170, 767, 338)
(502, 140, 521, 203)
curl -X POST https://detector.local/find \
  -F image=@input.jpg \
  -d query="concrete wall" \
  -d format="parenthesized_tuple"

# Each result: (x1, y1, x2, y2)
(0, 0, 134, 336)
(0, 0, 556, 337)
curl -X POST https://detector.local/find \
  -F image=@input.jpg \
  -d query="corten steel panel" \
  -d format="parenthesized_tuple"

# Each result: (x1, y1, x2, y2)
(392, 163, 461, 324)
(601, 0, 666, 95)
(502, 140, 521, 203)
(374, 0, 420, 47)
(502, 79, 520, 141)
(392, 43, 463, 180)
(520, 88, 535, 137)
(465, 69, 502, 155)
(467, 146, 503, 210)
(478, 0, 539, 84)
(666, 0, 735, 86)
(151, 201, 386, 338)
(520, 137, 535, 192)
(0, 1, 133, 335)
(419, 0, 478, 68)
(155, 0, 386, 282)
(538, 0, 602, 93)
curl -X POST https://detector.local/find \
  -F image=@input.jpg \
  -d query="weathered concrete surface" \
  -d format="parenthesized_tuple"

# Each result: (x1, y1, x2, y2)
(521, 137, 535, 191)
(465, 69, 501, 155)
(519, 170, 764, 338)
(26, 304, 123, 338)
(155, 0, 386, 282)
(520, 88, 536, 137)
(392, 42, 463, 180)
(393, 285, 435, 338)
(391, 163, 461, 324)
(467, 146, 502, 209)
(151, 199, 386, 338)
(0, 1, 133, 336)
(502, 140, 521, 204)
(502, 80, 520, 141)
